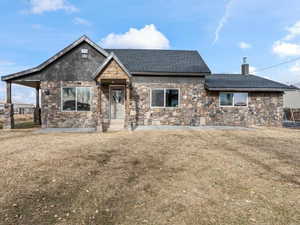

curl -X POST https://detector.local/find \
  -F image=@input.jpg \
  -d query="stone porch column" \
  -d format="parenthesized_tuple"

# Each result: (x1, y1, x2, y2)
(125, 81, 130, 130)
(34, 87, 41, 125)
(96, 85, 103, 132)
(3, 81, 14, 129)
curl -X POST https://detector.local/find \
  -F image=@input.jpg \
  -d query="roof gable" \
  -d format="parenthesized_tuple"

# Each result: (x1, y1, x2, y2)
(93, 53, 131, 80)
(2, 35, 109, 81)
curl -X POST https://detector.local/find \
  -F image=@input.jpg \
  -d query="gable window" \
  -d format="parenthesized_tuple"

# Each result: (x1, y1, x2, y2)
(151, 88, 179, 108)
(62, 87, 91, 111)
(219, 92, 248, 107)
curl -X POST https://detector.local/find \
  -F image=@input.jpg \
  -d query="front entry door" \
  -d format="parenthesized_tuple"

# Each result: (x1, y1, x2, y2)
(110, 86, 125, 119)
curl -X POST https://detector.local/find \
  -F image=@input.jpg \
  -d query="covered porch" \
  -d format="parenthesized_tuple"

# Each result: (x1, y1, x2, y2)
(3, 80, 41, 129)
(97, 78, 132, 132)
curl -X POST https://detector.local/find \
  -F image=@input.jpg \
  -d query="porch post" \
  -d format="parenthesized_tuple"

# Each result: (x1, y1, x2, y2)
(3, 81, 14, 129)
(96, 84, 103, 132)
(34, 87, 41, 125)
(125, 81, 131, 130)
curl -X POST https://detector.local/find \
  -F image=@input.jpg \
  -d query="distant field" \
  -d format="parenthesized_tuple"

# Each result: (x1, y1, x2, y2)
(0, 128, 299, 225)
(0, 114, 35, 129)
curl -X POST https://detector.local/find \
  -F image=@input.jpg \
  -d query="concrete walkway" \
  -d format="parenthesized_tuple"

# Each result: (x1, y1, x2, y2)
(34, 125, 253, 133)
(134, 125, 253, 131)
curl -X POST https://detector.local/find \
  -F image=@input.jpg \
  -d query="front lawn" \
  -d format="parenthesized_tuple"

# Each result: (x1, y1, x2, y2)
(0, 128, 299, 225)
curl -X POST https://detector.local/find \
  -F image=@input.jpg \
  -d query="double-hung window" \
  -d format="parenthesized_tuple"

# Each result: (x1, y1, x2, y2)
(219, 92, 248, 107)
(151, 88, 179, 108)
(62, 87, 91, 111)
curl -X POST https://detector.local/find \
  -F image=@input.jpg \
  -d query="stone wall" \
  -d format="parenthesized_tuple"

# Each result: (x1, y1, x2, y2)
(41, 81, 99, 128)
(40, 78, 284, 129)
(205, 92, 283, 127)
(129, 76, 207, 127)
(3, 104, 14, 129)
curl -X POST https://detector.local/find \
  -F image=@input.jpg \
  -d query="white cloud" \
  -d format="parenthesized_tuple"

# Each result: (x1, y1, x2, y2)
(289, 62, 300, 72)
(249, 66, 257, 74)
(238, 41, 252, 49)
(284, 20, 300, 41)
(100, 24, 170, 49)
(28, 0, 78, 14)
(272, 41, 300, 57)
(213, 0, 235, 44)
(73, 17, 92, 26)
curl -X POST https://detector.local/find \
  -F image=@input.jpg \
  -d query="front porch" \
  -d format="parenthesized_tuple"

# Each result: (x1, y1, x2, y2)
(3, 80, 41, 129)
(97, 79, 132, 132)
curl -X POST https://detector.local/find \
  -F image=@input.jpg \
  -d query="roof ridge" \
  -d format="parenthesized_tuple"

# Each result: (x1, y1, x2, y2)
(105, 48, 198, 52)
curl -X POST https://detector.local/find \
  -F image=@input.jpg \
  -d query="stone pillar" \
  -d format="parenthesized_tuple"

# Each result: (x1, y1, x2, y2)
(96, 85, 103, 132)
(3, 82, 14, 129)
(34, 87, 41, 125)
(125, 82, 130, 129)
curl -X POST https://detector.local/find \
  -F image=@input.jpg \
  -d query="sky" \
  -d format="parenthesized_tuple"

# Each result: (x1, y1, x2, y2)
(1, 0, 300, 103)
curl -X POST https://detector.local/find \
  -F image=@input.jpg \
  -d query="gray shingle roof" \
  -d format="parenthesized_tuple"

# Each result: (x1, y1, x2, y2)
(206, 74, 294, 92)
(105, 49, 211, 74)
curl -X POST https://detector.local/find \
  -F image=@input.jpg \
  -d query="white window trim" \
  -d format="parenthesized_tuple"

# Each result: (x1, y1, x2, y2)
(219, 92, 249, 107)
(150, 88, 180, 108)
(61, 87, 92, 112)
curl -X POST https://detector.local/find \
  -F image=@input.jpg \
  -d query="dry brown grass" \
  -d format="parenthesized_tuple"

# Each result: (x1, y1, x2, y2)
(0, 128, 299, 225)
(0, 114, 35, 129)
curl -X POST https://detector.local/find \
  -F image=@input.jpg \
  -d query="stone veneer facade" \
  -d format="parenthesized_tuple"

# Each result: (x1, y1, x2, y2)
(40, 60, 284, 129)
(205, 92, 283, 127)
(41, 81, 99, 128)
(40, 80, 284, 129)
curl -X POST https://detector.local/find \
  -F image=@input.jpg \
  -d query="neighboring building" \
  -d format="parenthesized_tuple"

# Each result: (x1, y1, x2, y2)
(1, 36, 294, 130)
(284, 85, 300, 109)
(0, 102, 35, 114)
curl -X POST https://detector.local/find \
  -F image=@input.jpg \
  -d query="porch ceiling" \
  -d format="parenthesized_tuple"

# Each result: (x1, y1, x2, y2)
(12, 80, 40, 88)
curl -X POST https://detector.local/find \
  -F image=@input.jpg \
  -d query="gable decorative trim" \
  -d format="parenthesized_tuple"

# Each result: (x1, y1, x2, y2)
(93, 53, 132, 81)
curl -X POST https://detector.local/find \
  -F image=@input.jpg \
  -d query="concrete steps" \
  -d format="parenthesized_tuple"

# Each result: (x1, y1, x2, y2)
(108, 119, 125, 131)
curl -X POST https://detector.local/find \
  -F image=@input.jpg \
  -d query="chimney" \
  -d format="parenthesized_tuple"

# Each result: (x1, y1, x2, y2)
(241, 57, 249, 75)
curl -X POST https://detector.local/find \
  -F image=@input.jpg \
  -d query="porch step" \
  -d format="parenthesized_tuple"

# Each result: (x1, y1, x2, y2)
(108, 119, 125, 131)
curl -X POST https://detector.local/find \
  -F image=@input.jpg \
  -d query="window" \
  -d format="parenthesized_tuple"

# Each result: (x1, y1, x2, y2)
(220, 93, 233, 106)
(151, 89, 164, 107)
(62, 88, 76, 111)
(234, 93, 248, 106)
(151, 88, 179, 108)
(166, 89, 179, 107)
(62, 87, 91, 111)
(77, 87, 91, 111)
(219, 92, 248, 107)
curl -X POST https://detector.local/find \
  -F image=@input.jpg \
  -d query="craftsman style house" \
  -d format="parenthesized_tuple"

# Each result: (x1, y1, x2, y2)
(1, 36, 293, 131)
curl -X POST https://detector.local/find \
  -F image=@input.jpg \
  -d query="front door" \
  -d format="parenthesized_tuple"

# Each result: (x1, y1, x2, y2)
(110, 86, 125, 119)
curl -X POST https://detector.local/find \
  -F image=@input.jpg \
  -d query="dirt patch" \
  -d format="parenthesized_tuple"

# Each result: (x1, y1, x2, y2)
(0, 128, 299, 225)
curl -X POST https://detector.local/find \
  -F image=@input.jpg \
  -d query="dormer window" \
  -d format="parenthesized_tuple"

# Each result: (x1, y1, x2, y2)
(81, 49, 89, 58)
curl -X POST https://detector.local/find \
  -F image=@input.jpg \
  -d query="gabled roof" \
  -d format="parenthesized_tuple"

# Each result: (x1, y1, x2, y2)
(92, 53, 132, 79)
(205, 74, 294, 92)
(105, 49, 211, 75)
(1, 35, 109, 81)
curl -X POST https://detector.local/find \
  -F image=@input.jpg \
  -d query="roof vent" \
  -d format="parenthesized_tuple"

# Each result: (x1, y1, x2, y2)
(241, 57, 249, 75)
(81, 49, 89, 58)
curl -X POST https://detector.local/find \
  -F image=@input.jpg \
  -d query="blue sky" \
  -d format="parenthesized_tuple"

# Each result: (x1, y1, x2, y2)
(1, 0, 300, 103)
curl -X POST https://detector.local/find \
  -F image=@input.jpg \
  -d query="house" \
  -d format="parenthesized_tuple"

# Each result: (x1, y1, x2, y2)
(284, 85, 300, 109)
(0, 102, 35, 114)
(283, 85, 300, 122)
(1, 35, 294, 130)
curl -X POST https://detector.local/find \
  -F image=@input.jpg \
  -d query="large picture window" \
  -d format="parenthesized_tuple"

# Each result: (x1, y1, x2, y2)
(219, 92, 248, 107)
(151, 88, 179, 108)
(62, 87, 91, 111)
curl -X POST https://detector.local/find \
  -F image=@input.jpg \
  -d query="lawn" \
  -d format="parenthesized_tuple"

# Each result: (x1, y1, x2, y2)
(0, 114, 36, 129)
(0, 128, 299, 225)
